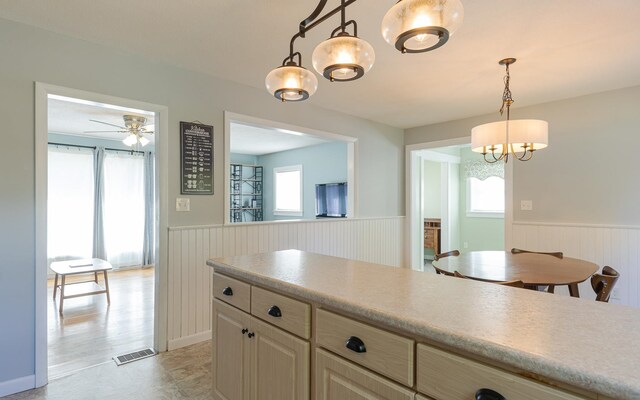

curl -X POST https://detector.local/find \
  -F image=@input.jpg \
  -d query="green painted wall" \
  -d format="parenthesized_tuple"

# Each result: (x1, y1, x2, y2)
(458, 147, 504, 252)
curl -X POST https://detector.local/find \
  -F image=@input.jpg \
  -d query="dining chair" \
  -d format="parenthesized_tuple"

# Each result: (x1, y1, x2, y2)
(433, 250, 460, 276)
(511, 248, 563, 292)
(453, 271, 525, 288)
(591, 266, 620, 302)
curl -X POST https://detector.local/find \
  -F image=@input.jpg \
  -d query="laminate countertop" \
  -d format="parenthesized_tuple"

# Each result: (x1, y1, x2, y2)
(207, 249, 640, 399)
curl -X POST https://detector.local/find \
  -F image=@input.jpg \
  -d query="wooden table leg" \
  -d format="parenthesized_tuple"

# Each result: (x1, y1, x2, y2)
(59, 275, 66, 315)
(568, 283, 580, 298)
(53, 273, 59, 299)
(104, 270, 111, 304)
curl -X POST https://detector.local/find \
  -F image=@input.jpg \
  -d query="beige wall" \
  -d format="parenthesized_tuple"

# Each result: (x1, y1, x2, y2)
(406, 85, 640, 226)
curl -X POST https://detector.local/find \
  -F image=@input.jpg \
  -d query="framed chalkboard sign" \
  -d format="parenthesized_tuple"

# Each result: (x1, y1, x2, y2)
(180, 121, 214, 195)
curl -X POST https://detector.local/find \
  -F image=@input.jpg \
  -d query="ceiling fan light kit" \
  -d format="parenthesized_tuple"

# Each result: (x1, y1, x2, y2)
(86, 114, 154, 147)
(266, 0, 463, 101)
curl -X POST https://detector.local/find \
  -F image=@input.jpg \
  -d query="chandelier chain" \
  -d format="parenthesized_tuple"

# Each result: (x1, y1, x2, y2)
(499, 63, 514, 116)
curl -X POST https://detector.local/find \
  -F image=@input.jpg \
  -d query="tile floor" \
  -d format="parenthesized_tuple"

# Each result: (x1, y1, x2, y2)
(6, 341, 212, 400)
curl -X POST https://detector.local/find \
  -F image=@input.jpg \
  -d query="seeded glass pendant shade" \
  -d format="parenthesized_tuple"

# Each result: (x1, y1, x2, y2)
(381, 0, 464, 53)
(265, 63, 318, 102)
(312, 33, 375, 82)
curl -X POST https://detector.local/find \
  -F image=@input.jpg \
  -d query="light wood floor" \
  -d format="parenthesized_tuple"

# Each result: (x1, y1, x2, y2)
(7, 341, 212, 400)
(47, 267, 154, 379)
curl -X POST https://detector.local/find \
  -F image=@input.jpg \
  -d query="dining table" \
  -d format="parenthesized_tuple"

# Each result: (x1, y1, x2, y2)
(431, 250, 599, 297)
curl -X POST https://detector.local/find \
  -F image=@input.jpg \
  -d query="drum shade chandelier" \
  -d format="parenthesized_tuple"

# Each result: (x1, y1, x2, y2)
(266, 0, 464, 102)
(471, 58, 549, 163)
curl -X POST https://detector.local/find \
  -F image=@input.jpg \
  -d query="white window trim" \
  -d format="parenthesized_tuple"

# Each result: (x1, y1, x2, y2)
(466, 177, 505, 218)
(273, 164, 303, 217)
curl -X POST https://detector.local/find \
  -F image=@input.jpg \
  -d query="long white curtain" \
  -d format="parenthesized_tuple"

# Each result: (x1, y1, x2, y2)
(103, 151, 145, 267)
(47, 147, 95, 262)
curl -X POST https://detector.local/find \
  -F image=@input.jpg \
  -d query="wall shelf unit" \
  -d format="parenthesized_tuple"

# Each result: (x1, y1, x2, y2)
(230, 164, 263, 223)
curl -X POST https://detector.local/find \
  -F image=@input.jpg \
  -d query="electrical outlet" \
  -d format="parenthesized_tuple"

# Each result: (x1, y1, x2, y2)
(176, 198, 190, 212)
(520, 200, 533, 211)
(463, 242, 468, 249)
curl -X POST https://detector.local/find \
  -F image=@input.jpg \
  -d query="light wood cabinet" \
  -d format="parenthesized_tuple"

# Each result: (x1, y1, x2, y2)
(315, 349, 415, 400)
(212, 298, 309, 400)
(416, 344, 586, 400)
(251, 317, 309, 400)
(213, 299, 251, 400)
(316, 308, 414, 387)
(251, 285, 311, 339)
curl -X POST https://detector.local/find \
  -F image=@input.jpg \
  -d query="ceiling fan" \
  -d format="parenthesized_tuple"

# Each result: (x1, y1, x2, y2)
(85, 114, 154, 147)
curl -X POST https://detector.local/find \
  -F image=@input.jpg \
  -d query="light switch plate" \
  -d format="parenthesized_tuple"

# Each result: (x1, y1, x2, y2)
(520, 200, 533, 211)
(176, 198, 190, 212)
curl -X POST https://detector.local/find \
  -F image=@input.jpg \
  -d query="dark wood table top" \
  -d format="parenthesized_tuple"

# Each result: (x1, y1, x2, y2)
(432, 251, 598, 286)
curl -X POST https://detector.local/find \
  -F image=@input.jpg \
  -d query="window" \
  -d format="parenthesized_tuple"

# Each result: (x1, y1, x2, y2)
(467, 176, 505, 217)
(48, 147, 95, 262)
(274, 165, 303, 216)
(103, 151, 146, 267)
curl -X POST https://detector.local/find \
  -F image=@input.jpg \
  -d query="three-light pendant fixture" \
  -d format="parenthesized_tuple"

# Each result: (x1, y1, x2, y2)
(265, 0, 465, 102)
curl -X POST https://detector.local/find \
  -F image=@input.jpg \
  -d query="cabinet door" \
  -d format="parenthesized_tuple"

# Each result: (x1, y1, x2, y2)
(213, 299, 251, 400)
(250, 317, 310, 400)
(315, 349, 415, 400)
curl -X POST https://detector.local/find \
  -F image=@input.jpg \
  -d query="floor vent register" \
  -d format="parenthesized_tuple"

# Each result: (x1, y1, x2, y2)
(113, 348, 157, 366)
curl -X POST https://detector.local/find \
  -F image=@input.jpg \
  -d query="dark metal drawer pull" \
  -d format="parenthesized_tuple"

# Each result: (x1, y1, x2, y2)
(476, 388, 506, 400)
(267, 305, 282, 318)
(345, 336, 366, 353)
(222, 287, 233, 296)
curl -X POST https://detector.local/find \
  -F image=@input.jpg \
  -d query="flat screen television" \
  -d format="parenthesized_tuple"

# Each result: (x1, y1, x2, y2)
(315, 182, 347, 218)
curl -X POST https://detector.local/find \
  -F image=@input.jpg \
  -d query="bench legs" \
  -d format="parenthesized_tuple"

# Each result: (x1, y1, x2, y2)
(104, 270, 111, 304)
(59, 275, 66, 315)
(53, 273, 59, 299)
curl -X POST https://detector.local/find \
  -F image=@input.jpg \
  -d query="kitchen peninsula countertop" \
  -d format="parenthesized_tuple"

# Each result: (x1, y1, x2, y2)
(207, 249, 640, 399)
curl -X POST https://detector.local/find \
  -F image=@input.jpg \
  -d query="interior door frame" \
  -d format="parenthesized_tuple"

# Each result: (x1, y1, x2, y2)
(405, 137, 513, 270)
(223, 111, 358, 224)
(34, 83, 169, 386)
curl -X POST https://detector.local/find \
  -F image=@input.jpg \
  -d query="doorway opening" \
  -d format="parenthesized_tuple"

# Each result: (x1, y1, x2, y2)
(224, 112, 357, 224)
(35, 84, 169, 386)
(406, 138, 511, 270)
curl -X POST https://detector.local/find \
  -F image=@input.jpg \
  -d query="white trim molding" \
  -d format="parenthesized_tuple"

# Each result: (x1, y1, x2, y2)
(34, 83, 169, 388)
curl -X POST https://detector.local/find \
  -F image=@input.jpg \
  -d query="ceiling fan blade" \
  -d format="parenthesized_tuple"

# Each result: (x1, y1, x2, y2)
(83, 130, 127, 133)
(89, 119, 126, 129)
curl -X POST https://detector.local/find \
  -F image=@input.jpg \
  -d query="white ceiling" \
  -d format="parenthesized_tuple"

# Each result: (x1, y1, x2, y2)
(48, 96, 155, 143)
(231, 122, 329, 156)
(5, 1, 640, 128)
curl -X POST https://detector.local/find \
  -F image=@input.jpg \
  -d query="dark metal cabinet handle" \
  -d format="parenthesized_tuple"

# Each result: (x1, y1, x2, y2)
(476, 388, 506, 400)
(247, 332, 255, 338)
(222, 287, 233, 296)
(241, 328, 248, 335)
(345, 336, 366, 353)
(267, 305, 282, 318)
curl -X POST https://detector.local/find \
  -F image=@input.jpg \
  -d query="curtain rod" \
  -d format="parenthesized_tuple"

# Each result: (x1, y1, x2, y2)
(48, 142, 146, 155)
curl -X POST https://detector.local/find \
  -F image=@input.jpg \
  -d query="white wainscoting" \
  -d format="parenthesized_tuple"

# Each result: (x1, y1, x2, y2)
(512, 221, 640, 307)
(166, 217, 405, 349)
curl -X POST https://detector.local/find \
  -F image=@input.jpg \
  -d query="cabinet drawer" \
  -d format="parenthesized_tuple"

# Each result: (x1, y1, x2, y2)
(316, 349, 415, 400)
(316, 309, 414, 387)
(417, 344, 586, 400)
(251, 286, 311, 339)
(213, 272, 251, 313)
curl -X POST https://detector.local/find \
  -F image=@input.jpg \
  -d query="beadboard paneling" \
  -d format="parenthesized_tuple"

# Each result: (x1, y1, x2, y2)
(166, 217, 405, 348)
(512, 222, 640, 307)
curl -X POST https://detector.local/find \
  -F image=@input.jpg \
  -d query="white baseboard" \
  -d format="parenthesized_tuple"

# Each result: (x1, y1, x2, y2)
(167, 331, 211, 351)
(0, 374, 36, 397)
